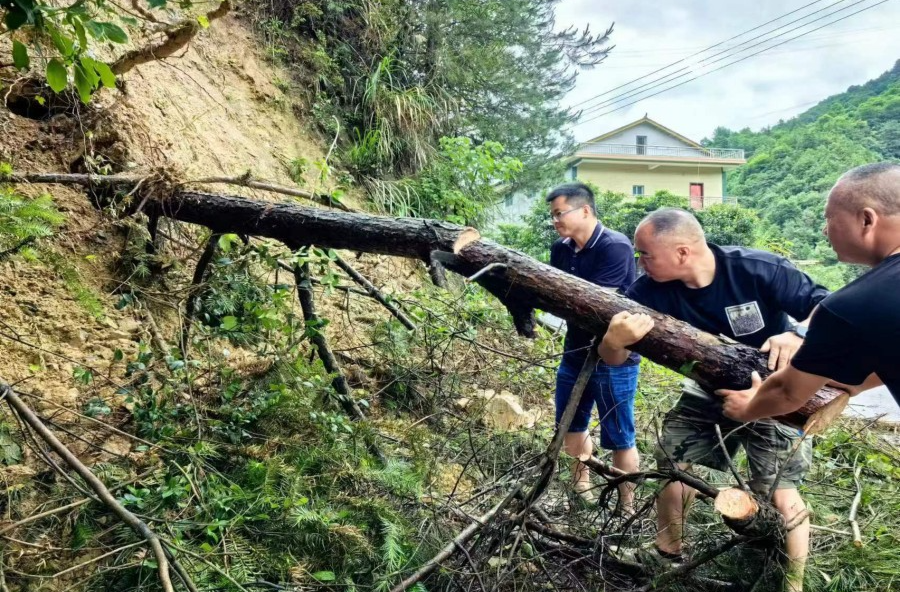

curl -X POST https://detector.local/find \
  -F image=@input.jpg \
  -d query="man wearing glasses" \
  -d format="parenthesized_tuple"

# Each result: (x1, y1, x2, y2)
(546, 182, 640, 514)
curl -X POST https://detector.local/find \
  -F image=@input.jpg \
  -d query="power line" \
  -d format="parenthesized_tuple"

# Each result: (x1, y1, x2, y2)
(578, 0, 867, 117)
(744, 100, 822, 121)
(600, 31, 900, 70)
(600, 39, 884, 70)
(579, 0, 892, 127)
(571, 0, 834, 108)
(577, 0, 893, 128)
(598, 22, 900, 57)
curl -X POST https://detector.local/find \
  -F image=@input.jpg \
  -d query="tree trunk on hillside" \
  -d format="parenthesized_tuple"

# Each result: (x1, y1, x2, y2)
(138, 191, 846, 432)
(164, 191, 482, 260)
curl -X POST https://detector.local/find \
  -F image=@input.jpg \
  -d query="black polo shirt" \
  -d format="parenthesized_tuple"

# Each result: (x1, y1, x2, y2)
(550, 223, 639, 366)
(791, 252, 900, 400)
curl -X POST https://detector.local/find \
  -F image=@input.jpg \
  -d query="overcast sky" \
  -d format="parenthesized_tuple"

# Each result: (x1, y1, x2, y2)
(556, 0, 900, 143)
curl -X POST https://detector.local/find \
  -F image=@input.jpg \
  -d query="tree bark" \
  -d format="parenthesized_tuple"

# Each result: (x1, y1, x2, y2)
(161, 191, 481, 261)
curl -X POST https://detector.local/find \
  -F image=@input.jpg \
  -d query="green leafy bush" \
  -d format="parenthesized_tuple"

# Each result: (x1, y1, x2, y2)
(401, 136, 523, 227)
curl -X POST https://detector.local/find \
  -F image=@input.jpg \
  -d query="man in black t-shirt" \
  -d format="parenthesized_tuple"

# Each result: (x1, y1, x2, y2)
(719, 162, 900, 429)
(599, 208, 827, 591)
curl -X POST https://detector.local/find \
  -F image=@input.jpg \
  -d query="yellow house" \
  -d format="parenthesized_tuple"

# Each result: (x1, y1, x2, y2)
(568, 116, 746, 209)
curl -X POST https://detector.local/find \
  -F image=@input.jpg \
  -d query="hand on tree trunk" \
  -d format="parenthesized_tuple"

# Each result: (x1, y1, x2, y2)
(717, 371, 763, 422)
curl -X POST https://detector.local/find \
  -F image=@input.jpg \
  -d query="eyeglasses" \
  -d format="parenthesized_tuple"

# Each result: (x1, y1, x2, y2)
(551, 207, 582, 222)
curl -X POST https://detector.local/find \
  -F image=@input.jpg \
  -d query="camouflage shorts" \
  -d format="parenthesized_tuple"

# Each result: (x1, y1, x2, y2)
(654, 382, 812, 494)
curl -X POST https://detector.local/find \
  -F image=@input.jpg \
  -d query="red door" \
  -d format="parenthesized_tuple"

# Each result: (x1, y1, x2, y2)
(689, 183, 704, 209)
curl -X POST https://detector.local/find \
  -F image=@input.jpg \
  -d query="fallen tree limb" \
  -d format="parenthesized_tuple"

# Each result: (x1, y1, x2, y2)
(518, 345, 598, 512)
(293, 264, 384, 463)
(849, 464, 864, 547)
(0, 383, 187, 592)
(331, 254, 417, 331)
(389, 486, 521, 592)
(582, 455, 720, 499)
(644, 535, 749, 592)
(181, 231, 221, 354)
(427, 256, 449, 288)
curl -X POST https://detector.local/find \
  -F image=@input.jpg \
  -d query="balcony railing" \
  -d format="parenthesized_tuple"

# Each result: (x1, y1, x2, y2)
(577, 143, 745, 160)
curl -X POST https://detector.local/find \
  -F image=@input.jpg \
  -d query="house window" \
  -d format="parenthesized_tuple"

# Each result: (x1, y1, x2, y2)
(636, 135, 647, 155)
(632, 185, 645, 196)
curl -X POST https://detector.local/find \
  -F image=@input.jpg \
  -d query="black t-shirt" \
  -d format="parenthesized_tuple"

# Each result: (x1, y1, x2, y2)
(550, 223, 638, 365)
(791, 253, 900, 401)
(626, 244, 829, 348)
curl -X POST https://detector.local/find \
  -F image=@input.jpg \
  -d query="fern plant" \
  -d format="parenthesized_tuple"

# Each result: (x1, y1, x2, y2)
(0, 186, 65, 259)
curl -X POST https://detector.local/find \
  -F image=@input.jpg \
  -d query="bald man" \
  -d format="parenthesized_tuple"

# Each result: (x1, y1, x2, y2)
(599, 208, 828, 591)
(719, 162, 900, 426)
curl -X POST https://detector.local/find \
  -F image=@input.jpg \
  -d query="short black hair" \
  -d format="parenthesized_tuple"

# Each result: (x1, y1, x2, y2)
(545, 182, 596, 215)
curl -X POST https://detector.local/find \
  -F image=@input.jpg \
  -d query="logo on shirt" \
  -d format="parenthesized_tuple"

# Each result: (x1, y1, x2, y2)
(724, 301, 765, 336)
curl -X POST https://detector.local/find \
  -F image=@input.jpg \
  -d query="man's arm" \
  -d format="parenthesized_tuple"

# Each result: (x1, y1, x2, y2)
(759, 258, 828, 371)
(717, 365, 830, 422)
(597, 311, 654, 365)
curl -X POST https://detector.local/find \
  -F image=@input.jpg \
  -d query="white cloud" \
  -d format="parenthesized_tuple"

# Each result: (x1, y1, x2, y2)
(557, 0, 900, 142)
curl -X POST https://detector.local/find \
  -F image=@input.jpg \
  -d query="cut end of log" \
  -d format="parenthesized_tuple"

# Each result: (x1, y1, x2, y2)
(714, 487, 758, 521)
(453, 228, 481, 253)
(802, 392, 849, 435)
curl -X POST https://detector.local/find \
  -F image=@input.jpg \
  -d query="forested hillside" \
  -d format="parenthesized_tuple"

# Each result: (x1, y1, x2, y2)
(706, 59, 900, 265)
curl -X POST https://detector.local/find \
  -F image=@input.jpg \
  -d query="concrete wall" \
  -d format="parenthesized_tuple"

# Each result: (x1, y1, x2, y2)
(576, 162, 724, 197)
(597, 122, 695, 148)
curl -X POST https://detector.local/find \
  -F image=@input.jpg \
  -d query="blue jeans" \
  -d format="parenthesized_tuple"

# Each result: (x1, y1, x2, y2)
(555, 359, 639, 451)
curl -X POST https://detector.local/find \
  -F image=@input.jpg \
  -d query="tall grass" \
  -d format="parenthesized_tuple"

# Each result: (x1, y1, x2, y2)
(349, 53, 456, 176)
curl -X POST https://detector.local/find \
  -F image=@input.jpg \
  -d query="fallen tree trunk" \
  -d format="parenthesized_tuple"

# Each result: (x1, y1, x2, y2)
(118, 191, 852, 431)
(166, 191, 482, 261)
(1, 174, 846, 430)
